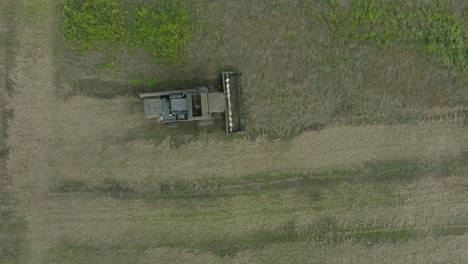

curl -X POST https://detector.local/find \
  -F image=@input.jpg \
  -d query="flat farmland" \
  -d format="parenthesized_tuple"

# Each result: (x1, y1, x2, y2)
(1, 0, 468, 263)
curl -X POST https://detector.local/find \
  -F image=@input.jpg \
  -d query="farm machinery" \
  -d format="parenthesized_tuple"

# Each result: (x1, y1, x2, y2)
(139, 72, 243, 133)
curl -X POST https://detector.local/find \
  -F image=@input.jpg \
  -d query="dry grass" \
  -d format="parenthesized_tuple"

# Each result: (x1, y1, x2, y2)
(5, 0, 60, 262)
(2, 0, 468, 263)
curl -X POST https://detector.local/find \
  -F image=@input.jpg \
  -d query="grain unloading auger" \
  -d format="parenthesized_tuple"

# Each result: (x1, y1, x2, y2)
(139, 72, 243, 133)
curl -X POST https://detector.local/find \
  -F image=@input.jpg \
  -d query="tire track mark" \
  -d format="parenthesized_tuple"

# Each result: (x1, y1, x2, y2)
(0, 0, 23, 263)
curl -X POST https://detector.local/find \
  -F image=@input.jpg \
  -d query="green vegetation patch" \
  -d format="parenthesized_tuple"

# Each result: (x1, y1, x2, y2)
(0, 212, 27, 264)
(303, 219, 415, 244)
(329, 0, 467, 70)
(197, 221, 300, 257)
(349, 228, 415, 243)
(62, 0, 127, 50)
(51, 158, 436, 203)
(47, 158, 432, 258)
(127, 77, 159, 88)
(49, 158, 436, 215)
(47, 222, 416, 259)
(330, 0, 398, 46)
(61, 0, 193, 62)
(50, 179, 90, 193)
(423, 10, 467, 69)
(130, 1, 193, 62)
(432, 225, 468, 237)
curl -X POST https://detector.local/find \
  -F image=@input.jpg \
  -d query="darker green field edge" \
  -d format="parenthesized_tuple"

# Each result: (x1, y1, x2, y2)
(46, 156, 468, 258)
(50, 157, 466, 201)
(48, 224, 468, 259)
(46, 220, 468, 259)
(45, 216, 468, 259)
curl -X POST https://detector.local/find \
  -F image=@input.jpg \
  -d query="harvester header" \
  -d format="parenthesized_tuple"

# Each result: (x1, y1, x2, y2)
(222, 72, 242, 133)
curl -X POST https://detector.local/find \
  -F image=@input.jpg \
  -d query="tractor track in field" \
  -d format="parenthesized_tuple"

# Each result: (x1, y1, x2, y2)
(5, 0, 59, 262)
(0, 0, 22, 263)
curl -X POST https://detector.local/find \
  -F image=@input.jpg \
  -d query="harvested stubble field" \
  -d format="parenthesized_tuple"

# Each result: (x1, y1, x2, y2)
(1, 0, 468, 263)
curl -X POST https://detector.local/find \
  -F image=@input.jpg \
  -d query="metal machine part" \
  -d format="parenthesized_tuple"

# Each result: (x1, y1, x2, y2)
(139, 72, 243, 133)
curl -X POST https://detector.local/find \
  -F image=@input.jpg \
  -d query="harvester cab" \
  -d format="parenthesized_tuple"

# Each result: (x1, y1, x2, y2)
(139, 72, 243, 133)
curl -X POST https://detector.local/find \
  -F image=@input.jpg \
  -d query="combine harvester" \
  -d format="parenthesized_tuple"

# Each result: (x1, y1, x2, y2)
(139, 72, 243, 133)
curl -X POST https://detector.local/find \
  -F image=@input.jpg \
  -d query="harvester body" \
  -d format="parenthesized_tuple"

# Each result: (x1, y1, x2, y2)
(139, 72, 242, 133)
